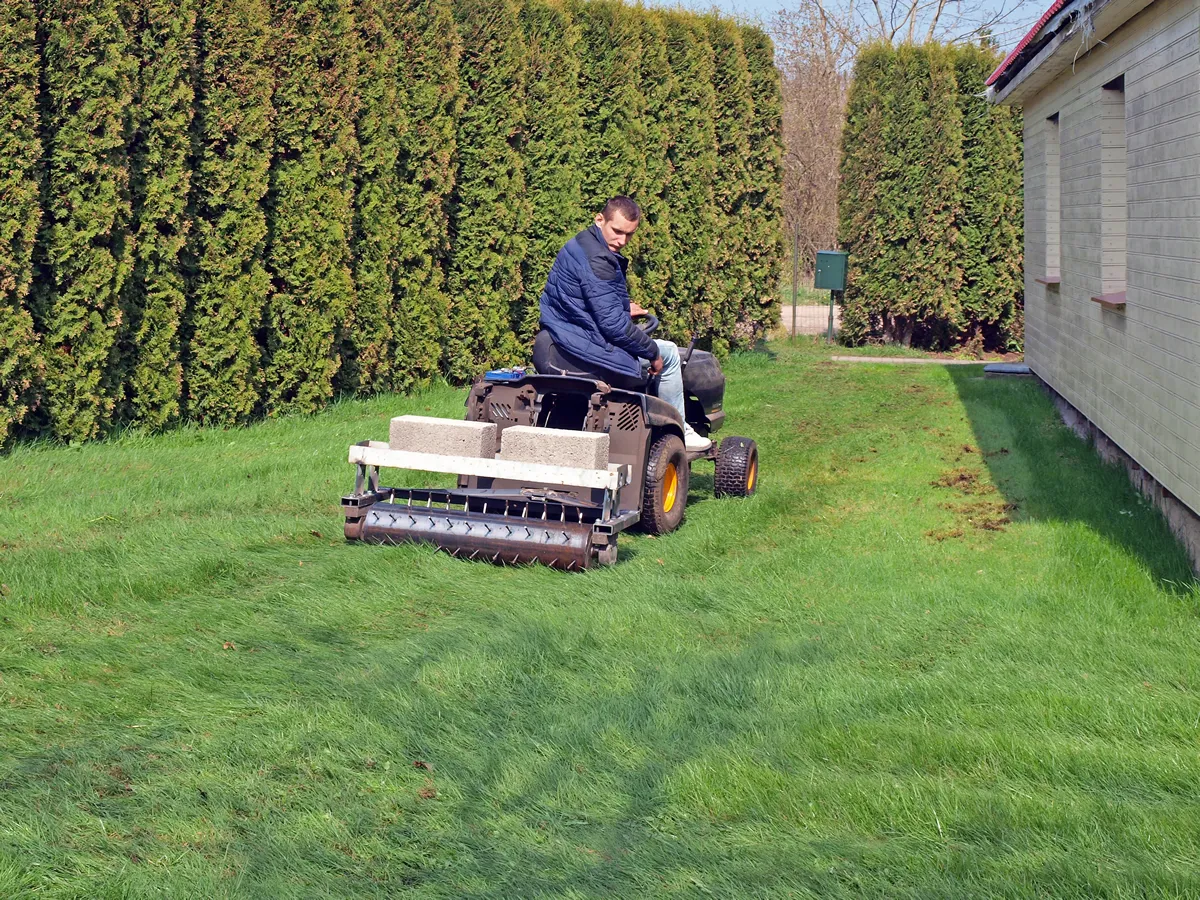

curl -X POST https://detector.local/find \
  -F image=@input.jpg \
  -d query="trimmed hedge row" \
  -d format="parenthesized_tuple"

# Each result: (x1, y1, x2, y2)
(0, 0, 783, 445)
(838, 42, 1023, 351)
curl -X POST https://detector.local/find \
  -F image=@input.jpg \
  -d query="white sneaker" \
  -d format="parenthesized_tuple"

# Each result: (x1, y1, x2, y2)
(683, 424, 712, 452)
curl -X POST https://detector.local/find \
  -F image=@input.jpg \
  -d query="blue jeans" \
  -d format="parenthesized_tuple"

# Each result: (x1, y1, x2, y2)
(653, 339, 686, 423)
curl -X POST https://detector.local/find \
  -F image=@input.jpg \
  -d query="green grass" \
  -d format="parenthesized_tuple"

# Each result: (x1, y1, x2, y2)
(2, 340, 1199, 898)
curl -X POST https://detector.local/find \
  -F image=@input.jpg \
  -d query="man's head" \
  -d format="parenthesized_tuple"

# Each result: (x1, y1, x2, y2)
(594, 196, 641, 252)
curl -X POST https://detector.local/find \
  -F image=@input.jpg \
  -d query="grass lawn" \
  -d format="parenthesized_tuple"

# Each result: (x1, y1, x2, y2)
(2, 339, 1198, 898)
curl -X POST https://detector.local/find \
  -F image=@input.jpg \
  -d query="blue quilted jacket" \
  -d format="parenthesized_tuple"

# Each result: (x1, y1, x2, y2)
(538, 224, 659, 378)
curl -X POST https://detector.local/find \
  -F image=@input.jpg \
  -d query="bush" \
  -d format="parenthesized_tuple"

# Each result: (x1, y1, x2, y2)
(392, 0, 460, 392)
(5, 1, 784, 445)
(740, 25, 785, 342)
(625, 10, 675, 313)
(838, 42, 1022, 351)
(0, 0, 43, 446)
(36, 0, 137, 442)
(518, 0, 585, 347)
(662, 13, 717, 345)
(123, 0, 196, 430)
(263, 0, 359, 416)
(444, 0, 528, 380)
(185, 0, 275, 427)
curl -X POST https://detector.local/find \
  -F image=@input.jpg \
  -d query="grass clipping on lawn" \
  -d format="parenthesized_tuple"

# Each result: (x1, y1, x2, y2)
(1, 339, 1198, 897)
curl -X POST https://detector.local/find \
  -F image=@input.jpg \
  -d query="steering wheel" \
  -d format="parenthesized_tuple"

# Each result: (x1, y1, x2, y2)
(635, 312, 660, 336)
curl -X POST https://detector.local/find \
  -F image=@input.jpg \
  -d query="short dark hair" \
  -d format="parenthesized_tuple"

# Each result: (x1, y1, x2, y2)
(601, 196, 641, 222)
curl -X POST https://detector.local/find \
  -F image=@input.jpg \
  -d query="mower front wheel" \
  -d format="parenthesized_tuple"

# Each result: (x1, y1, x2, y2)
(641, 433, 689, 535)
(715, 436, 758, 498)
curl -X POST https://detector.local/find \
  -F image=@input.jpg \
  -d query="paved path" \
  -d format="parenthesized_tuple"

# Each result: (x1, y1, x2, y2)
(830, 355, 984, 365)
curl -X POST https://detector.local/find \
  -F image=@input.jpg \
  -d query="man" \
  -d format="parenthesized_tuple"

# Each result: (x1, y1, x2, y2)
(537, 196, 711, 451)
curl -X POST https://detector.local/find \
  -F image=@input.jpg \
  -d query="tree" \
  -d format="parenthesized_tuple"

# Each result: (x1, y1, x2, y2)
(444, 0, 528, 380)
(263, 0, 359, 415)
(662, 13, 717, 345)
(36, 0, 136, 442)
(392, 0, 461, 391)
(344, 0, 404, 394)
(956, 42, 1023, 351)
(123, 0, 196, 430)
(740, 25, 785, 342)
(838, 42, 965, 347)
(626, 9, 675, 313)
(573, 0, 647, 213)
(186, 0, 274, 426)
(0, 0, 43, 446)
(517, 0, 584, 347)
(705, 16, 754, 355)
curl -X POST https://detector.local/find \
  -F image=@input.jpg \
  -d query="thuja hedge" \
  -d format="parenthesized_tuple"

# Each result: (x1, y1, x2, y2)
(838, 42, 1023, 352)
(0, 0, 784, 445)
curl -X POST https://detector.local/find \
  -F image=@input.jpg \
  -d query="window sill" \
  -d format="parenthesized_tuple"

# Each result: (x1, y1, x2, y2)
(1090, 292, 1127, 310)
(1035, 275, 1061, 287)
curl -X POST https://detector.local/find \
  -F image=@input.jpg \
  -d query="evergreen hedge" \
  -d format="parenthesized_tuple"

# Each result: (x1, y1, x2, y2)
(37, 0, 137, 443)
(391, 0, 459, 392)
(517, 0, 584, 346)
(739, 25, 785, 342)
(662, 13, 718, 345)
(706, 16, 754, 355)
(263, 0, 360, 416)
(185, 0, 275, 427)
(626, 11, 675, 315)
(0, 0, 43, 445)
(444, 0, 528, 381)
(123, 0, 196, 430)
(838, 42, 1023, 351)
(2, 0, 783, 446)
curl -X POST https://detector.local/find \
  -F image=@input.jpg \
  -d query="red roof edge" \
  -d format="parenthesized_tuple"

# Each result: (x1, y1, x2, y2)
(986, 0, 1069, 87)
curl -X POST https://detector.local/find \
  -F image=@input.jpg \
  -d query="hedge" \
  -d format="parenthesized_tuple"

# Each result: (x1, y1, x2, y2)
(838, 42, 1023, 351)
(0, 0, 783, 446)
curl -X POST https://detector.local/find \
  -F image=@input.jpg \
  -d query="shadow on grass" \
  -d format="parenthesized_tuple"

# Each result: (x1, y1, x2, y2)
(946, 367, 1196, 593)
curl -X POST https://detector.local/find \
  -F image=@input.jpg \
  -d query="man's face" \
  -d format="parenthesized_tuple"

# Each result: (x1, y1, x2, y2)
(594, 211, 639, 252)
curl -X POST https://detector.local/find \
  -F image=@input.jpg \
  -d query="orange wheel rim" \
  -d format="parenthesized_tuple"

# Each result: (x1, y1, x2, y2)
(663, 462, 679, 512)
(747, 458, 757, 491)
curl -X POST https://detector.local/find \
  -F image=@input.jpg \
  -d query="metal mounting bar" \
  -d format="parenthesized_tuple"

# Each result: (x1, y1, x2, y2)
(348, 443, 630, 492)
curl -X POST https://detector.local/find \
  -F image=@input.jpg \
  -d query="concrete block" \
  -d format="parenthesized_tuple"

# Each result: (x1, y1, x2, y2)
(389, 415, 496, 458)
(499, 425, 609, 470)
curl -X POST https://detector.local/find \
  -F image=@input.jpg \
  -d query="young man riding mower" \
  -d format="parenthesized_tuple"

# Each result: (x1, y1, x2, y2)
(534, 195, 712, 453)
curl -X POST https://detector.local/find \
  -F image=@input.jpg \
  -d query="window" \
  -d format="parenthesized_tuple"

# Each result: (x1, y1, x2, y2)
(1044, 113, 1061, 284)
(1096, 75, 1127, 305)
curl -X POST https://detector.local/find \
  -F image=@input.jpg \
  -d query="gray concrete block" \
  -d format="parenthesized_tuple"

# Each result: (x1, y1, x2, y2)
(499, 425, 609, 470)
(389, 415, 496, 458)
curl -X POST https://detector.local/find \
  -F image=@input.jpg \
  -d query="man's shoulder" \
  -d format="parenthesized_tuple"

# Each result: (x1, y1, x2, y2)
(574, 226, 621, 281)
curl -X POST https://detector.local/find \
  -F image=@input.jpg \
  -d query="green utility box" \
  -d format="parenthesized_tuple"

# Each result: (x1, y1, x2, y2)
(814, 250, 849, 292)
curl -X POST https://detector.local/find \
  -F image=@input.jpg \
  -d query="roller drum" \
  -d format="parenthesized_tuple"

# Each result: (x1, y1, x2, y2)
(354, 503, 596, 570)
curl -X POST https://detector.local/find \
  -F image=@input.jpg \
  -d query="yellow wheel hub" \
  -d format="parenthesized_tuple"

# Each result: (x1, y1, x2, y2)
(663, 462, 679, 512)
(747, 458, 757, 491)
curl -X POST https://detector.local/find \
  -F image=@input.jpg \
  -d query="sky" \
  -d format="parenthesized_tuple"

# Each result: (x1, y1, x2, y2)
(639, 0, 1043, 52)
(640, 0, 780, 25)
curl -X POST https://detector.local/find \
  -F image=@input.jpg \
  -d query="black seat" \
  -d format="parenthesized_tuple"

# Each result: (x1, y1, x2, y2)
(532, 329, 593, 378)
(532, 330, 650, 391)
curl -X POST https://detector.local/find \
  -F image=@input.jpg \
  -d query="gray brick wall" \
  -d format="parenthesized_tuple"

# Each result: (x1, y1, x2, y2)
(1022, 0, 1200, 515)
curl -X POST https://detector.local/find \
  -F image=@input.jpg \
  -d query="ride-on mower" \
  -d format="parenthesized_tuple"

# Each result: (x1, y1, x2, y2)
(341, 315, 758, 569)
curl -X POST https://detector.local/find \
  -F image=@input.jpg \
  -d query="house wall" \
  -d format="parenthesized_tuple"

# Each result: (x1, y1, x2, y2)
(1022, 0, 1200, 515)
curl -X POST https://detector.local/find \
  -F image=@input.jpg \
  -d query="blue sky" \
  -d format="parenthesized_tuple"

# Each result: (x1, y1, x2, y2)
(640, 0, 780, 26)
(639, 0, 1042, 51)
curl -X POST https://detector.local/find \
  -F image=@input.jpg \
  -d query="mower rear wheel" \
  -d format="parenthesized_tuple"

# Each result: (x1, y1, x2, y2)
(715, 436, 758, 498)
(641, 433, 689, 534)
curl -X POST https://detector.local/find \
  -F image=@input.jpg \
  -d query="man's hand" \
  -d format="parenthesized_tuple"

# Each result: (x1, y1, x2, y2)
(648, 354, 664, 376)
(629, 302, 647, 318)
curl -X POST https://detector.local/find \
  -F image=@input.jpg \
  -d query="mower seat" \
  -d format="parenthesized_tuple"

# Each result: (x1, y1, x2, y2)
(532, 330, 651, 391)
